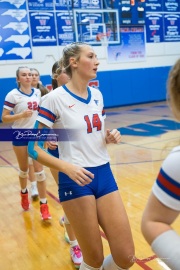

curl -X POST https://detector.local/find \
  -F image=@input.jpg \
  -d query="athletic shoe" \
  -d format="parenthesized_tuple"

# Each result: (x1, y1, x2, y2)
(59, 216, 70, 243)
(30, 183, 39, 200)
(70, 245, 83, 268)
(21, 191, 30, 211)
(40, 203, 52, 220)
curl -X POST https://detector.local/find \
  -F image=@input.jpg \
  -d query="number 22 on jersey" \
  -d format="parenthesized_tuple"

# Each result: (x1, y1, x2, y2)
(27, 101, 38, 111)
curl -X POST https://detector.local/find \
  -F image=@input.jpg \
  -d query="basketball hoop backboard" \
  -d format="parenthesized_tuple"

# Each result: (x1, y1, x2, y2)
(73, 9, 120, 45)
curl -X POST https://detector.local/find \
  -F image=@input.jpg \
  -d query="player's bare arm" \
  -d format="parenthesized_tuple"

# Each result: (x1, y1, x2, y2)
(2, 108, 33, 123)
(28, 121, 94, 186)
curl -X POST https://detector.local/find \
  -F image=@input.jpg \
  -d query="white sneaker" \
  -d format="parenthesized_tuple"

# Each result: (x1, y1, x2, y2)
(70, 245, 83, 268)
(31, 183, 39, 200)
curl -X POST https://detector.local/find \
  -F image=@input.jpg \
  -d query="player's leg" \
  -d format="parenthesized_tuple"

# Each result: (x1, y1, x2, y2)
(51, 166, 82, 267)
(97, 191, 135, 270)
(28, 157, 38, 200)
(32, 159, 51, 220)
(62, 196, 104, 268)
(13, 145, 29, 210)
(141, 192, 180, 270)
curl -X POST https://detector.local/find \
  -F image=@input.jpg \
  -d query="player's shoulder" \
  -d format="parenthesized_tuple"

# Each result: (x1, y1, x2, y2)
(33, 87, 41, 95)
(8, 88, 19, 94)
(49, 86, 66, 98)
(163, 145, 180, 170)
(89, 86, 103, 98)
(170, 146, 180, 156)
(5, 88, 19, 98)
(41, 86, 64, 101)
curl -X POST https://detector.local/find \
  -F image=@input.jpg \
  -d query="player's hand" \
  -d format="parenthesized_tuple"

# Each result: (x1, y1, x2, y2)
(105, 129, 122, 144)
(65, 164, 94, 186)
(22, 109, 33, 118)
(47, 141, 58, 150)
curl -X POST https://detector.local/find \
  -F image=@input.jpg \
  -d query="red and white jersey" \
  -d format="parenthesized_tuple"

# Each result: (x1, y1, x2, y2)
(153, 146, 180, 211)
(3, 88, 41, 129)
(37, 85, 110, 167)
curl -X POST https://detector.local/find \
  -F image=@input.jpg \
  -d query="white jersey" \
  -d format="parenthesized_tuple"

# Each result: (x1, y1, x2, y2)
(37, 85, 110, 167)
(3, 88, 41, 129)
(152, 145, 180, 211)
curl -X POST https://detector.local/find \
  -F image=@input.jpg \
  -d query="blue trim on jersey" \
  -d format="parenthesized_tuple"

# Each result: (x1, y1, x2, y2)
(156, 168, 180, 200)
(4, 100, 15, 108)
(17, 88, 35, 97)
(38, 107, 56, 123)
(102, 109, 105, 117)
(63, 85, 91, 104)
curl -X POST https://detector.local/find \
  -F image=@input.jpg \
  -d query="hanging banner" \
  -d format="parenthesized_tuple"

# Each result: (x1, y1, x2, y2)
(145, 0, 163, 12)
(29, 12, 57, 46)
(163, 0, 180, 12)
(0, 0, 26, 9)
(56, 11, 74, 45)
(0, 1, 32, 61)
(55, 0, 80, 10)
(146, 13, 163, 42)
(107, 26, 145, 63)
(28, 0, 54, 10)
(164, 14, 180, 42)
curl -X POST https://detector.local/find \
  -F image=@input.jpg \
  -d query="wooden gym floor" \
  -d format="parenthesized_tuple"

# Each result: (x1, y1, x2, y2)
(0, 101, 179, 270)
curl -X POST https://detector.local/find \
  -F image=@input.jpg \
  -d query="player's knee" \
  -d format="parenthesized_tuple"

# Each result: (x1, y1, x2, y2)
(19, 169, 29, 178)
(35, 170, 46, 182)
(119, 250, 135, 268)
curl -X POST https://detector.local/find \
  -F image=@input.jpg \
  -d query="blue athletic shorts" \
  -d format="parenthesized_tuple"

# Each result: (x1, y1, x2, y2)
(59, 162, 118, 202)
(12, 141, 29, 146)
(48, 147, 59, 158)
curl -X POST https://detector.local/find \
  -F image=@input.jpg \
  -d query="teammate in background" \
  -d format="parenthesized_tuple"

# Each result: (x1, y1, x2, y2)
(141, 59, 180, 270)
(46, 60, 83, 267)
(28, 68, 49, 200)
(31, 68, 49, 96)
(28, 43, 135, 269)
(2, 66, 51, 220)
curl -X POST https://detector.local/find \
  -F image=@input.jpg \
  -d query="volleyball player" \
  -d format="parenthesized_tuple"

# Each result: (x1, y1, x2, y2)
(28, 68, 49, 200)
(28, 43, 135, 269)
(2, 66, 51, 220)
(45, 60, 83, 267)
(141, 58, 180, 270)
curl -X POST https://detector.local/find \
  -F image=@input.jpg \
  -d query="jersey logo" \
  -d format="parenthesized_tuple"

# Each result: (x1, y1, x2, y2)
(69, 104, 75, 108)
(94, 99, 99, 105)
(65, 191, 72, 196)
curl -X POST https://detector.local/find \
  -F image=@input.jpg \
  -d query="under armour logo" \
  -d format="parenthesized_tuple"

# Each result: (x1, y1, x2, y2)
(65, 191, 73, 196)
(94, 99, 99, 105)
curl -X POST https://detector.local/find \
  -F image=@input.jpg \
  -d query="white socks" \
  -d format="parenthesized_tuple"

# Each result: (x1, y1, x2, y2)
(103, 255, 129, 270)
(40, 198, 47, 204)
(152, 230, 180, 270)
(80, 255, 130, 270)
(69, 239, 78, 248)
(80, 261, 103, 270)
